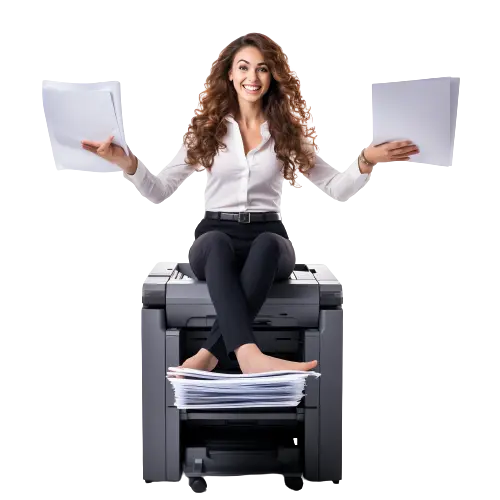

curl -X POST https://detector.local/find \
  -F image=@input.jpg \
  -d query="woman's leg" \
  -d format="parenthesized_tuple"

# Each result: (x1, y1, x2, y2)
(187, 230, 317, 373)
(202, 231, 316, 373)
(188, 230, 257, 355)
(203, 231, 296, 359)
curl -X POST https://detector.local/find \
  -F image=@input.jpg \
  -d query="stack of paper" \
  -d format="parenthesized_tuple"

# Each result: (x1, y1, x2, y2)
(166, 367, 321, 409)
(372, 76, 460, 166)
(42, 80, 128, 172)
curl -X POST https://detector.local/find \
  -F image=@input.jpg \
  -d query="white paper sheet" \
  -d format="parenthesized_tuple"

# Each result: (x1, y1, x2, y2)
(372, 76, 460, 166)
(42, 80, 129, 155)
(171, 398, 304, 408)
(449, 77, 460, 164)
(42, 80, 129, 172)
(166, 367, 320, 409)
(167, 366, 320, 379)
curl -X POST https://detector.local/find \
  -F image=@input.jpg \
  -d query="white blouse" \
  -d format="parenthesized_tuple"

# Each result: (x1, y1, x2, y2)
(123, 113, 371, 212)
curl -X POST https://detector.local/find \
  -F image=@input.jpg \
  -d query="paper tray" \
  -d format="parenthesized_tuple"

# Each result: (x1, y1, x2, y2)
(183, 446, 301, 477)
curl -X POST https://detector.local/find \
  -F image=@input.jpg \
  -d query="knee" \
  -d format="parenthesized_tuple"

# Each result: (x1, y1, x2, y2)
(192, 230, 235, 256)
(251, 232, 281, 254)
(203, 230, 233, 249)
(189, 231, 235, 279)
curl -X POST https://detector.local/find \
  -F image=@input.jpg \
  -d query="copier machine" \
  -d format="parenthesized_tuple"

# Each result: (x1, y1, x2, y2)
(141, 261, 343, 493)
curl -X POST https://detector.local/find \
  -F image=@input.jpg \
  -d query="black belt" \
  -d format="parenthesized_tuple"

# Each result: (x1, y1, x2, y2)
(204, 211, 281, 224)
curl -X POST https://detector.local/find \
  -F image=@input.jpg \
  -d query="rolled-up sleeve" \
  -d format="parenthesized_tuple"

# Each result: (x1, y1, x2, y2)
(123, 143, 196, 204)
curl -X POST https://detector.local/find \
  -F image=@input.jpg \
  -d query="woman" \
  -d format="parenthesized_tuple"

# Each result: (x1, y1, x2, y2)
(82, 33, 419, 375)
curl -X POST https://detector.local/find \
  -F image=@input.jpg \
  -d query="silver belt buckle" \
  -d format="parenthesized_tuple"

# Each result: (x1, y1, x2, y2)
(238, 212, 250, 223)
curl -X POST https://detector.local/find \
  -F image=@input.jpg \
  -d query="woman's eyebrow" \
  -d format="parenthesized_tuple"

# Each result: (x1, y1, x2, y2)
(236, 59, 267, 66)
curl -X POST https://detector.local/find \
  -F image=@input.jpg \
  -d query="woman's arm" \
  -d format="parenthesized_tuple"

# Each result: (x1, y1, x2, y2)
(121, 154, 138, 175)
(358, 156, 375, 175)
(301, 153, 372, 202)
(123, 143, 196, 204)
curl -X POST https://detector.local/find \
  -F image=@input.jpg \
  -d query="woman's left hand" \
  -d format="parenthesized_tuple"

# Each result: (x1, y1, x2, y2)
(364, 140, 419, 165)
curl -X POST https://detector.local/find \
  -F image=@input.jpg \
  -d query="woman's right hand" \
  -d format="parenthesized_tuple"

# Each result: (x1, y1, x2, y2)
(81, 135, 135, 172)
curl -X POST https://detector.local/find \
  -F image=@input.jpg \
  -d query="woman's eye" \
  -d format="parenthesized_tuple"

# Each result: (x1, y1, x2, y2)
(239, 66, 267, 72)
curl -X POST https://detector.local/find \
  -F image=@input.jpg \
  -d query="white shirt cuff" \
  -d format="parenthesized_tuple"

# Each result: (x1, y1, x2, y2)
(345, 157, 371, 189)
(122, 158, 147, 187)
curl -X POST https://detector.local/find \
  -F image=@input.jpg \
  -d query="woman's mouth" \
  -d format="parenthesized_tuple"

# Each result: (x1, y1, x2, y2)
(243, 84, 261, 94)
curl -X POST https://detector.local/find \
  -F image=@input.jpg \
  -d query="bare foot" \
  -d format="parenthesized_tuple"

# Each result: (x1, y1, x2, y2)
(177, 348, 218, 377)
(235, 344, 317, 375)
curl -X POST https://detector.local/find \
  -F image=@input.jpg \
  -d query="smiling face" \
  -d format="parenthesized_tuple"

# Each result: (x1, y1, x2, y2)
(228, 45, 271, 105)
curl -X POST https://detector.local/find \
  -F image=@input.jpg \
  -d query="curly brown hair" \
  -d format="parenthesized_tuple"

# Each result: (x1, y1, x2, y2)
(182, 33, 319, 188)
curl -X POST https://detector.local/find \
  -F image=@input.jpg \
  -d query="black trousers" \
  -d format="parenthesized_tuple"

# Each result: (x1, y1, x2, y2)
(188, 216, 296, 360)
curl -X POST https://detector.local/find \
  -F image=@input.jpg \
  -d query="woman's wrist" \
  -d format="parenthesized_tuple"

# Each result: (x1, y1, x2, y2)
(362, 147, 377, 165)
(358, 156, 374, 174)
(122, 154, 138, 175)
(358, 148, 375, 174)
